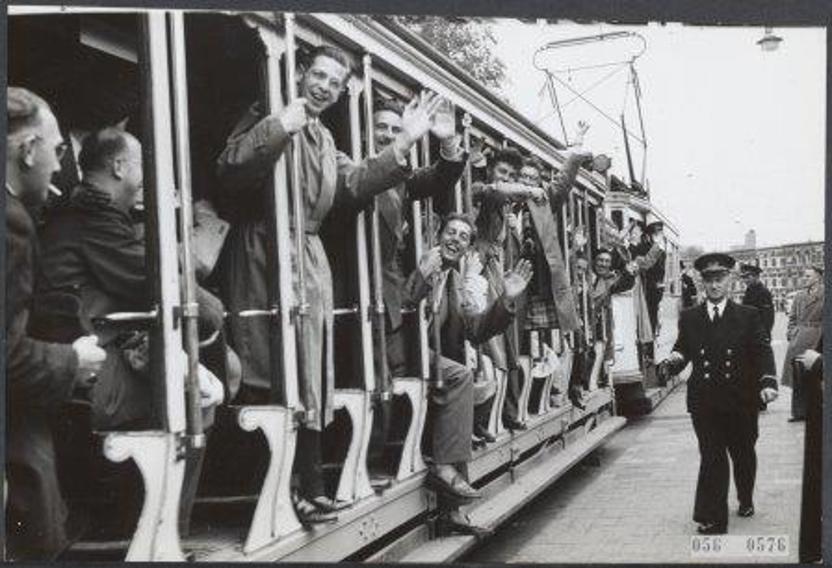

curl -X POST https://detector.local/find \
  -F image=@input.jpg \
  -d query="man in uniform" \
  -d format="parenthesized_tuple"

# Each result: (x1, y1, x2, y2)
(5, 86, 106, 560)
(740, 263, 775, 342)
(661, 252, 778, 534)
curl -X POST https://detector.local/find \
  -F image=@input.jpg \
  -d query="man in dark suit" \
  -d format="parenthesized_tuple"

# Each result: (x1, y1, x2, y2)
(5, 87, 106, 560)
(370, 97, 465, 379)
(740, 263, 775, 342)
(661, 252, 778, 535)
(404, 212, 532, 535)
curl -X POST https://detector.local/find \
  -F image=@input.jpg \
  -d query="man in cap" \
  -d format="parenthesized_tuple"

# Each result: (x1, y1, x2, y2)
(660, 252, 778, 535)
(740, 263, 774, 342)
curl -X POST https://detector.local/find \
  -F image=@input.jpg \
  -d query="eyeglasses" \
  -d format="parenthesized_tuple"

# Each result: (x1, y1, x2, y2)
(28, 134, 68, 162)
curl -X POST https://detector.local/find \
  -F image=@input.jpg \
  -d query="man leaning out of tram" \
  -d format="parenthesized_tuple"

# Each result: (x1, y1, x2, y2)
(32, 126, 229, 434)
(590, 247, 636, 368)
(6, 86, 107, 561)
(403, 212, 533, 536)
(514, 151, 591, 411)
(330, 95, 465, 476)
(466, 147, 543, 434)
(213, 43, 445, 524)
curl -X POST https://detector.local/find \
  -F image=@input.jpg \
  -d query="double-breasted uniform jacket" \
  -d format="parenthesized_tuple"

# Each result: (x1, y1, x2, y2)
(781, 285, 823, 388)
(215, 103, 411, 430)
(742, 280, 775, 339)
(672, 301, 777, 415)
(403, 265, 515, 365)
(376, 154, 465, 332)
(5, 193, 79, 560)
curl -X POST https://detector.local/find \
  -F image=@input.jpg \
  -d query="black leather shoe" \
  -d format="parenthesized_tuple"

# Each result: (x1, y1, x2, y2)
(474, 424, 497, 443)
(472, 435, 487, 450)
(696, 522, 727, 535)
(426, 470, 481, 502)
(437, 512, 493, 540)
(738, 504, 754, 517)
(293, 495, 338, 528)
(504, 418, 527, 431)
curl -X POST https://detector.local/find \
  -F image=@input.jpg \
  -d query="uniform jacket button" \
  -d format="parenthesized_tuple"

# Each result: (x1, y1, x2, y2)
(704, 373, 710, 379)
(700, 348, 706, 355)
(726, 349, 732, 355)
(725, 361, 731, 367)
(725, 372, 731, 378)
(703, 361, 710, 367)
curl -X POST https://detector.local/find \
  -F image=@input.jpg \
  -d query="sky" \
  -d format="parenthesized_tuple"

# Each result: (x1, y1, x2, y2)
(486, 20, 826, 250)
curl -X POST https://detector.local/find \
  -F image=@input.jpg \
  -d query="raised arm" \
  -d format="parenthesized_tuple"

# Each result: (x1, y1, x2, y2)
(547, 149, 593, 206)
(215, 102, 293, 197)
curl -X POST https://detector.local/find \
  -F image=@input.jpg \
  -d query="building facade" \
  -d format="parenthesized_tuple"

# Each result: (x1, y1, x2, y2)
(729, 240, 824, 308)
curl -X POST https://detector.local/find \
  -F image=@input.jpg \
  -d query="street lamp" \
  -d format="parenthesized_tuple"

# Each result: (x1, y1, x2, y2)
(757, 27, 783, 52)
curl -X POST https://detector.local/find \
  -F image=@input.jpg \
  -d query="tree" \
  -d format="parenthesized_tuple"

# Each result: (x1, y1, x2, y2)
(392, 16, 507, 91)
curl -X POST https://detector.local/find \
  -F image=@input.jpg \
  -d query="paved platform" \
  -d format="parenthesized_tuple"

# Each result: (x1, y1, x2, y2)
(465, 321, 804, 564)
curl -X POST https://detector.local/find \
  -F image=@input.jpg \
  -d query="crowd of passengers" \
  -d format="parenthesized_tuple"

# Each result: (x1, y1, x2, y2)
(6, 44, 668, 560)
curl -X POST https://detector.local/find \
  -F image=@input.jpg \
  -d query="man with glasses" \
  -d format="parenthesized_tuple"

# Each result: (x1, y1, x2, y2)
(5, 86, 106, 560)
(661, 252, 778, 535)
(215, 44, 443, 524)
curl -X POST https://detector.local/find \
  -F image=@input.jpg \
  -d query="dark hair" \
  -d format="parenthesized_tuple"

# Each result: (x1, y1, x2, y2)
(374, 97, 404, 116)
(305, 44, 353, 77)
(574, 251, 587, 261)
(595, 247, 613, 258)
(490, 147, 523, 172)
(521, 155, 545, 174)
(78, 127, 132, 174)
(7, 86, 51, 136)
(439, 212, 477, 240)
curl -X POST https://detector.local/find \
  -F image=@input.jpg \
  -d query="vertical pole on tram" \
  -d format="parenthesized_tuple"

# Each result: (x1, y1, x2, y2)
(416, 134, 443, 391)
(168, 11, 204, 446)
(284, 14, 309, 417)
(362, 55, 390, 402)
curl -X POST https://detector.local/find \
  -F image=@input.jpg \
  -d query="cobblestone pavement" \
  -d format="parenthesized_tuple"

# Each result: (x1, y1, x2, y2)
(465, 314, 804, 564)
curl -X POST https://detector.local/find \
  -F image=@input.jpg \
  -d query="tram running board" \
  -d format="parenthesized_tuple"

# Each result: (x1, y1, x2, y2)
(396, 415, 627, 563)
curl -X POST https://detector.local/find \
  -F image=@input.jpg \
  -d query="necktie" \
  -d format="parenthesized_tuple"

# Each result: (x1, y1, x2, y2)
(712, 305, 720, 324)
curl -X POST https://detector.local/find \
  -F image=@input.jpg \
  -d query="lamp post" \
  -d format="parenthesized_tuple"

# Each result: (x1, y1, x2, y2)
(757, 27, 783, 52)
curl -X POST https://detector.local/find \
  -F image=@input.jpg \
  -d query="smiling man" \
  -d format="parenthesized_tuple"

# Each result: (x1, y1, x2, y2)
(214, 45, 443, 524)
(404, 213, 532, 537)
(662, 252, 778, 535)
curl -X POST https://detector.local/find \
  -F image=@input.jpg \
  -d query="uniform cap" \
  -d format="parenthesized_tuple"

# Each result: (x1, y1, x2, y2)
(694, 252, 736, 275)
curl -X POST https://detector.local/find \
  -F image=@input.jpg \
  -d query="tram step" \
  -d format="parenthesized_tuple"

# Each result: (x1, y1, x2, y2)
(398, 416, 627, 563)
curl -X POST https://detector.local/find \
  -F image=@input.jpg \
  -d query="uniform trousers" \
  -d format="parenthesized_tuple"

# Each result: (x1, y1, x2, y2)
(690, 408, 759, 527)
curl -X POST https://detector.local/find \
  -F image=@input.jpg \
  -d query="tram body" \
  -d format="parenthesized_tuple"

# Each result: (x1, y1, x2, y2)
(605, 190, 684, 414)
(4, 8, 684, 561)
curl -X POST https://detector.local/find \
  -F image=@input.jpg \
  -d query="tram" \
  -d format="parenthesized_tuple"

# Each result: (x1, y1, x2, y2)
(605, 186, 685, 415)
(7, 8, 682, 562)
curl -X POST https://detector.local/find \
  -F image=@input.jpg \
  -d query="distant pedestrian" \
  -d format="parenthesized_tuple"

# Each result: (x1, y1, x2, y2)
(739, 263, 774, 342)
(661, 252, 778, 535)
(781, 264, 823, 421)
(681, 260, 698, 308)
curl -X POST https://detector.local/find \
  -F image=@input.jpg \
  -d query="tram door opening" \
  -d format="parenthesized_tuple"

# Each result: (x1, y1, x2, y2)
(181, 14, 273, 517)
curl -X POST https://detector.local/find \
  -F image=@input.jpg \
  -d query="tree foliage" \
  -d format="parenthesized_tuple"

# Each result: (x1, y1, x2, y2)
(392, 16, 507, 91)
